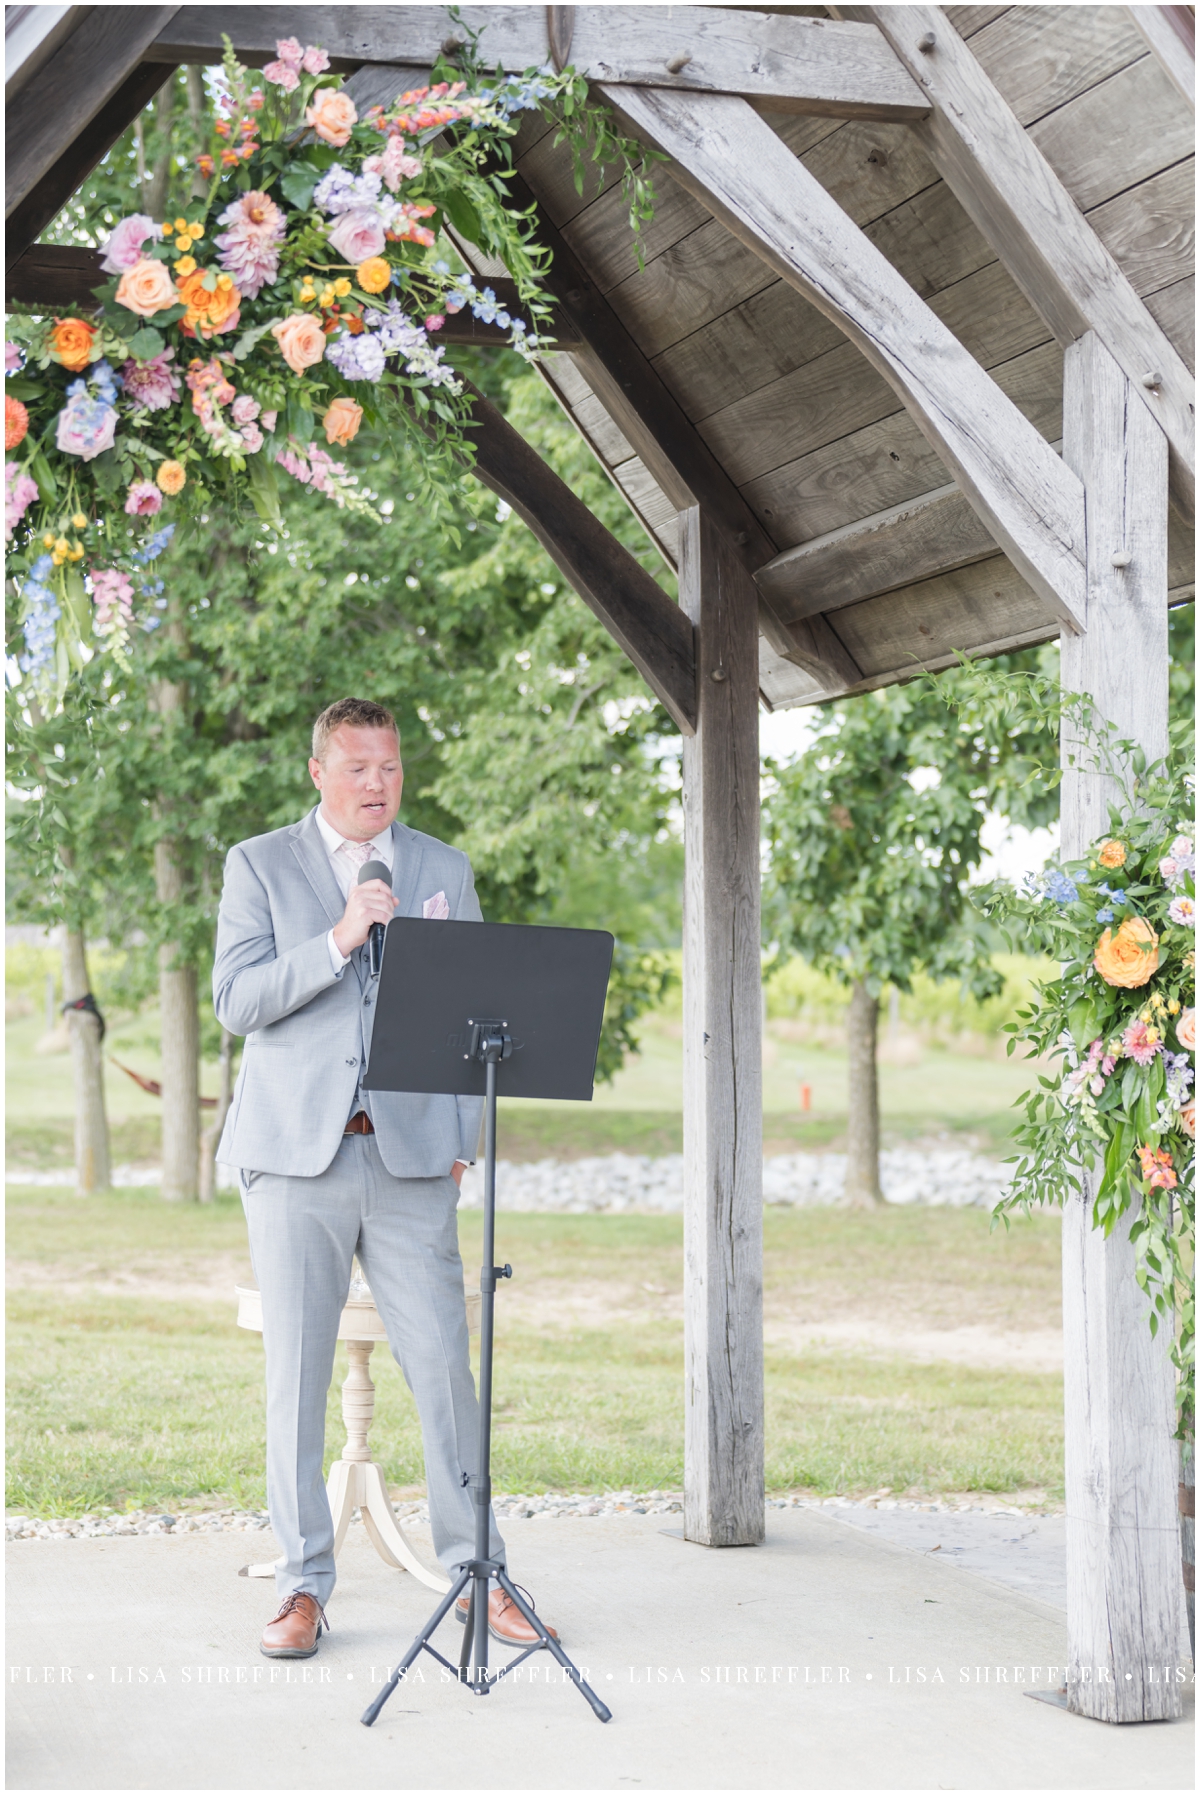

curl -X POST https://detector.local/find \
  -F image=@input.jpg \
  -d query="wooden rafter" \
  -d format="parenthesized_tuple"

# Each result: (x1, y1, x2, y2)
(605, 84, 1088, 640)
(5, 8, 179, 225)
(149, 6, 929, 120)
(493, 164, 862, 695)
(460, 383, 698, 736)
(835, 5, 1196, 523)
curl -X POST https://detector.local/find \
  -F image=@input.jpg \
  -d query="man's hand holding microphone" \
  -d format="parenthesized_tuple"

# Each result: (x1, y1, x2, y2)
(333, 860, 395, 971)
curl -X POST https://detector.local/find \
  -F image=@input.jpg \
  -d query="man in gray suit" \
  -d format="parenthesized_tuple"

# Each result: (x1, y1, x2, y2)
(214, 697, 558, 1659)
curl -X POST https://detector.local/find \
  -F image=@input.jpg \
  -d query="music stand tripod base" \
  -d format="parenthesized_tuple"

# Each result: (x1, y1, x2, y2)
(361, 1020, 611, 1727)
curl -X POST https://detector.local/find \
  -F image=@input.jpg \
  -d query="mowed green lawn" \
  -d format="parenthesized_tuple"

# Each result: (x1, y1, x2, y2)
(6, 1183, 1064, 1516)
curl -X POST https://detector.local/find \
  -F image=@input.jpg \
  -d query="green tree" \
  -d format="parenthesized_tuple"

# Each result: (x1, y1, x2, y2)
(7, 360, 681, 1191)
(762, 675, 1051, 1205)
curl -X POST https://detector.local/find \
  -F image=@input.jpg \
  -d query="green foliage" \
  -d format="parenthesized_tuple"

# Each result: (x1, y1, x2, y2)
(980, 747, 1194, 1429)
(6, 362, 682, 1080)
(763, 679, 1025, 1001)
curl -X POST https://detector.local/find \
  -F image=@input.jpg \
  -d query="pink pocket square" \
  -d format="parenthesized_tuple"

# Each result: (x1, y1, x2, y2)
(423, 890, 451, 920)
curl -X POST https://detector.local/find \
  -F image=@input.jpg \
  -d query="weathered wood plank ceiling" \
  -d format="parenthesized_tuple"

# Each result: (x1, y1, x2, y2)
(490, 3, 1195, 709)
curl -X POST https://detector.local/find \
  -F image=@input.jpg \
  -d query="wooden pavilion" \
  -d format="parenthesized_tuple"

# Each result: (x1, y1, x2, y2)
(6, 2, 1194, 1724)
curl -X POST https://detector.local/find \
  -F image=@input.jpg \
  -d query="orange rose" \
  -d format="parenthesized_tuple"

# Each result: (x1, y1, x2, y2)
(50, 317, 96, 372)
(115, 256, 179, 318)
(1093, 916, 1160, 989)
(323, 397, 363, 446)
(1177, 1008, 1196, 1051)
(1181, 1101, 1196, 1140)
(156, 459, 186, 495)
(1097, 839, 1126, 869)
(176, 268, 241, 338)
(356, 256, 391, 294)
(270, 313, 327, 375)
(306, 89, 357, 146)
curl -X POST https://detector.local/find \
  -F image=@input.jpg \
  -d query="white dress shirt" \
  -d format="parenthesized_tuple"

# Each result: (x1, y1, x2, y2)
(315, 807, 395, 976)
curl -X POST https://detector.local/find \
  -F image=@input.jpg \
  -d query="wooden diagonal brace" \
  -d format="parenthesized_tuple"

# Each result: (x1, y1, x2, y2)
(5, 8, 180, 222)
(835, 4, 1195, 523)
(605, 83, 1087, 639)
(461, 384, 698, 735)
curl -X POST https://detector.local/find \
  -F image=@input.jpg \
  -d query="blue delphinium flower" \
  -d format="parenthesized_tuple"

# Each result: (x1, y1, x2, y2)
(1043, 868, 1077, 905)
(1096, 908, 1114, 923)
(19, 553, 60, 674)
(133, 524, 175, 565)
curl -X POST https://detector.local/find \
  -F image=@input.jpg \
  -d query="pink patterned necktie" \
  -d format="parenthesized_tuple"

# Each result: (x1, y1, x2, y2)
(339, 839, 375, 876)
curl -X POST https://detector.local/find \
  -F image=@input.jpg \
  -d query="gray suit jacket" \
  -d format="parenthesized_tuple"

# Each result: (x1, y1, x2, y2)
(213, 807, 484, 1178)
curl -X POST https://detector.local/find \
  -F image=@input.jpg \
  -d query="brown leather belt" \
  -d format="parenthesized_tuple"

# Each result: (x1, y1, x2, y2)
(344, 1111, 375, 1136)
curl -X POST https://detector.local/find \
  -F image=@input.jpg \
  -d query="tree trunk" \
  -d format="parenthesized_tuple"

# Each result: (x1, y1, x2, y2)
(61, 925, 111, 1195)
(186, 68, 208, 200)
(152, 600, 199, 1204)
(154, 838, 200, 1203)
(844, 980, 882, 1208)
(144, 74, 175, 220)
(198, 1029, 235, 1204)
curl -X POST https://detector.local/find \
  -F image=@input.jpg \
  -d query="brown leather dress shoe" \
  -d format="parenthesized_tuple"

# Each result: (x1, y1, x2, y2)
(261, 1592, 327, 1659)
(456, 1584, 559, 1646)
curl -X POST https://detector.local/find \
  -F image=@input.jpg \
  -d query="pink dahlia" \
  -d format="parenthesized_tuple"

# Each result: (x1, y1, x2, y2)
(121, 348, 181, 411)
(215, 191, 287, 300)
(124, 480, 163, 516)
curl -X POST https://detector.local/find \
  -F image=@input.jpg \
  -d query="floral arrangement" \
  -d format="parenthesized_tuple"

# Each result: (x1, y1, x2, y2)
(985, 783, 1195, 1428)
(5, 32, 578, 693)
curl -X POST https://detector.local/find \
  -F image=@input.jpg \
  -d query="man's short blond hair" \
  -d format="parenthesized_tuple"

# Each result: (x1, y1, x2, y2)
(311, 697, 400, 762)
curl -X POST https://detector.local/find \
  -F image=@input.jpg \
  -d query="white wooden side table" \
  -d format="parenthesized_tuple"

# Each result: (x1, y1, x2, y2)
(236, 1268, 480, 1591)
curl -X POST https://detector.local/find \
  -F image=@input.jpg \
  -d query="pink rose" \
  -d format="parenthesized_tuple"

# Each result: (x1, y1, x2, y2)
(238, 422, 264, 453)
(301, 46, 330, 75)
(275, 36, 304, 66)
(1181, 1101, 1196, 1140)
(115, 256, 179, 318)
(231, 394, 260, 426)
(124, 479, 163, 516)
(100, 214, 162, 275)
(326, 209, 386, 264)
(306, 89, 357, 147)
(424, 314, 445, 331)
(263, 61, 300, 92)
(1177, 1009, 1196, 1052)
(261, 410, 279, 433)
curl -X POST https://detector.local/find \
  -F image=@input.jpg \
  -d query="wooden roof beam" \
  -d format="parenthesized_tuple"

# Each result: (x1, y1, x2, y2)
(5, 7, 179, 227)
(834, 5, 1195, 523)
(460, 382, 698, 736)
(605, 85, 1088, 642)
(2, 244, 582, 347)
(759, 479, 1197, 627)
(149, 6, 929, 120)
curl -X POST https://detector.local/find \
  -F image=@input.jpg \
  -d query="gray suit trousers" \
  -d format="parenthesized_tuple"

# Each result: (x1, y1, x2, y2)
(241, 1135, 505, 1607)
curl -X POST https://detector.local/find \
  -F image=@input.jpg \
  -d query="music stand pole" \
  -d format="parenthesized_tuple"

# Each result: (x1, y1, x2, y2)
(361, 1022, 611, 1727)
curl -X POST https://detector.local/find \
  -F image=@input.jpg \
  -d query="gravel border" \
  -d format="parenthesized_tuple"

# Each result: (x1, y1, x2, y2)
(5, 1488, 1059, 1540)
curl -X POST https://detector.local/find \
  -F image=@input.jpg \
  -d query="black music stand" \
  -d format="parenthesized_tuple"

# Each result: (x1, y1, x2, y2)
(359, 916, 615, 1727)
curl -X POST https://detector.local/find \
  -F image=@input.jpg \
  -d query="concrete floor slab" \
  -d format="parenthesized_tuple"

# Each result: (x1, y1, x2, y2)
(6, 1510, 1193, 1791)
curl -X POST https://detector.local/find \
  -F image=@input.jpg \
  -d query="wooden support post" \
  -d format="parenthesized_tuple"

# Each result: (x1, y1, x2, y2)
(679, 506, 764, 1547)
(1060, 331, 1181, 1723)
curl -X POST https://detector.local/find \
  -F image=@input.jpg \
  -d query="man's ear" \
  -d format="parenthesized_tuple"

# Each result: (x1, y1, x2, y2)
(308, 756, 323, 790)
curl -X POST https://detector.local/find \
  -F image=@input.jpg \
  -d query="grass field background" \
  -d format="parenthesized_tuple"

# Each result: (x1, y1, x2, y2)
(7, 943, 1064, 1517)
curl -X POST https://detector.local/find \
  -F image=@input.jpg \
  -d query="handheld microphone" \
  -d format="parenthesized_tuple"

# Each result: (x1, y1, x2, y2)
(357, 858, 392, 978)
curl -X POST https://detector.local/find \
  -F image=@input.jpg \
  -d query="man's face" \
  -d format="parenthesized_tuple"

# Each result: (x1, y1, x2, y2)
(309, 724, 404, 842)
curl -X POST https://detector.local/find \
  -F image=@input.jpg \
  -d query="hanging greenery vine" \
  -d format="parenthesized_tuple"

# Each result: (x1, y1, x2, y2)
(5, 22, 659, 702)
